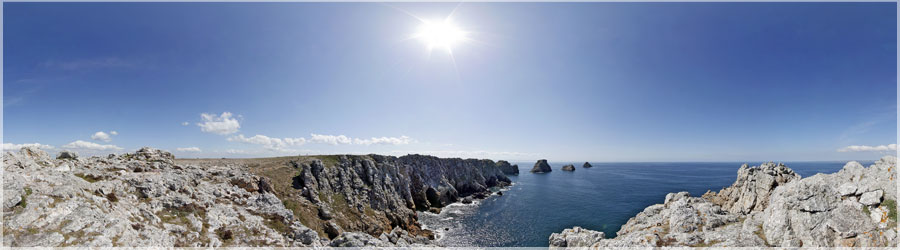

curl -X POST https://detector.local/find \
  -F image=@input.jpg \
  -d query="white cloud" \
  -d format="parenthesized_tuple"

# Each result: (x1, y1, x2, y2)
(3, 143, 55, 151)
(62, 140, 123, 151)
(225, 149, 246, 154)
(353, 136, 415, 145)
(309, 133, 352, 145)
(390, 150, 533, 159)
(181, 122, 190, 126)
(197, 112, 240, 135)
(91, 131, 115, 142)
(837, 144, 897, 152)
(176, 147, 201, 153)
(228, 134, 306, 149)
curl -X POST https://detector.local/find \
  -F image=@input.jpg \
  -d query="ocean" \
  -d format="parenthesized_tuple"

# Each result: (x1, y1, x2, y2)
(417, 160, 876, 247)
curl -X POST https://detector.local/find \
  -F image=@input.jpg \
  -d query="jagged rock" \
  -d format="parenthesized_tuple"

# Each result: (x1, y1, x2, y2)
(703, 162, 799, 214)
(496, 160, 519, 175)
(549, 226, 605, 248)
(56, 151, 78, 160)
(2, 147, 328, 247)
(329, 232, 392, 247)
(289, 154, 509, 239)
(860, 190, 883, 206)
(551, 156, 898, 247)
(561, 164, 575, 171)
(531, 159, 552, 173)
(583, 162, 593, 168)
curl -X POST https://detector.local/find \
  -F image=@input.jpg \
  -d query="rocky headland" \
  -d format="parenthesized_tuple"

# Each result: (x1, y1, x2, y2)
(2, 147, 510, 247)
(496, 160, 519, 175)
(549, 156, 898, 247)
(531, 159, 552, 173)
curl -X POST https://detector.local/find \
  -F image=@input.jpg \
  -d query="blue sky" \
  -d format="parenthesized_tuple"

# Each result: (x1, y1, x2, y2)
(3, 2, 897, 162)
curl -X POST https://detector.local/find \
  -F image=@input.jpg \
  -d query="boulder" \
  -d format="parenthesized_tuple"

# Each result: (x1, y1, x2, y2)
(561, 164, 575, 171)
(583, 162, 593, 168)
(531, 159, 552, 173)
(56, 151, 78, 160)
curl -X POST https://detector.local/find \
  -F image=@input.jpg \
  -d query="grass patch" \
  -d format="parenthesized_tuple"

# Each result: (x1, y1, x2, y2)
(315, 155, 342, 168)
(157, 203, 206, 227)
(882, 199, 897, 222)
(863, 205, 871, 215)
(74, 173, 102, 183)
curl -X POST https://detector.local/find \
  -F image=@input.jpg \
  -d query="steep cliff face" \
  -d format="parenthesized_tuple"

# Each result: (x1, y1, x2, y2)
(3, 148, 509, 247)
(287, 154, 511, 239)
(550, 156, 898, 248)
(496, 160, 519, 175)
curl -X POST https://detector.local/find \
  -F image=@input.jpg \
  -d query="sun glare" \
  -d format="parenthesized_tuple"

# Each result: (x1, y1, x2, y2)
(414, 19, 467, 51)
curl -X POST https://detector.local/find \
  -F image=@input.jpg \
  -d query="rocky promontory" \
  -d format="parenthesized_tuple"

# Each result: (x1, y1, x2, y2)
(531, 159, 552, 173)
(550, 157, 898, 247)
(561, 164, 575, 171)
(496, 160, 519, 175)
(2, 147, 511, 247)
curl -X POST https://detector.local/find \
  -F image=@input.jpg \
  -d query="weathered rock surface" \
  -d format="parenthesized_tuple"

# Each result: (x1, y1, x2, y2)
(703, 162, 800, 214)
(583, 162, 593, 168)
(551, 156, 898, 248)
(531, 159, 552, 173)
(288, 154, 511, 239)
(3, 147, 502, 247)
(496, 160, 519, 175)
(561, 164, 575, 171)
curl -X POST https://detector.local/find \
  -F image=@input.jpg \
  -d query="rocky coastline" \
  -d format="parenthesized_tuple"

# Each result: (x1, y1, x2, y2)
(549, 156, 898, 247)
(2, 147, 510, 247)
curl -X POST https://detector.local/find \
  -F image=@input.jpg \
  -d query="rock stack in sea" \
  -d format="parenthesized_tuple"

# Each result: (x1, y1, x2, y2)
(561, 164, 575, 171)
(549, 156, 898, 247)
(2, 147, 511, 247)
(583, 162, 592, 168)
(496, 160, 519, 175)
(531, 159, 553, 173)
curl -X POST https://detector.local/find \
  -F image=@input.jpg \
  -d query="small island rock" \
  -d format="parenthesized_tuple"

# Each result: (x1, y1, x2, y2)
(583, 162, 593, 168)
(561, 164, 575, 171)
(531, 159, 552, 173)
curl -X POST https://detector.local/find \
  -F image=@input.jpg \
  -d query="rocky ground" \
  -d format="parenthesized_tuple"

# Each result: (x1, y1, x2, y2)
(550, 156, 898, 248)
(2, 147, 510, 247)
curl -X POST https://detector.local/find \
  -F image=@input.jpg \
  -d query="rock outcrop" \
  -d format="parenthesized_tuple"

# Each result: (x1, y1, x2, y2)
(561, 164, 575, 171)
(702, 162, 800, 214)
(496, 160, 519, 175)
(531, 159, 552, 173)
(3, 147, 509, 247)
(550, 156, 898, 248)
(287, 154, 511, 239)
(583, 162, 593, 168)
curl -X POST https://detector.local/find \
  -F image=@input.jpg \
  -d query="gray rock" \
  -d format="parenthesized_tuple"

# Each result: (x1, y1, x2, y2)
(56, 151, 78, 160)
(583, 162, 593, 168)
(531, 159, 552, 173)
(860, 190, 884, 206)
(549, 226, 605, 248)
(551, 156, 898, 247)
(703, 162, 799, 214)
(496, 160, 519, 175)
(561, 164, 575, 171)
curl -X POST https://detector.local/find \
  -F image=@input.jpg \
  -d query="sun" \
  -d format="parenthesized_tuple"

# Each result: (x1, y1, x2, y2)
(413, 19, 467, 52)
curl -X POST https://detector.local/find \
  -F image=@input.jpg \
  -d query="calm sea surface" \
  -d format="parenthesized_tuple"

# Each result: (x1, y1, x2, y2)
(418, 160, 876, 247)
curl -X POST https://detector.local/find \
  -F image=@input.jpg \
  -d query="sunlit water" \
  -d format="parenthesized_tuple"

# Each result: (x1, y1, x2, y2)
(417, 161, 874, 247)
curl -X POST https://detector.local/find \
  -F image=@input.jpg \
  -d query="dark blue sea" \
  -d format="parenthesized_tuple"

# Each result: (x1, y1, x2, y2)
(418, 160, 876, 247)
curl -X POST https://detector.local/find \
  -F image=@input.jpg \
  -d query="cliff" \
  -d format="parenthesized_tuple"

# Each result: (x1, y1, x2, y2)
(2, 147, 510, 247)
(550, 157, 898, 247)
